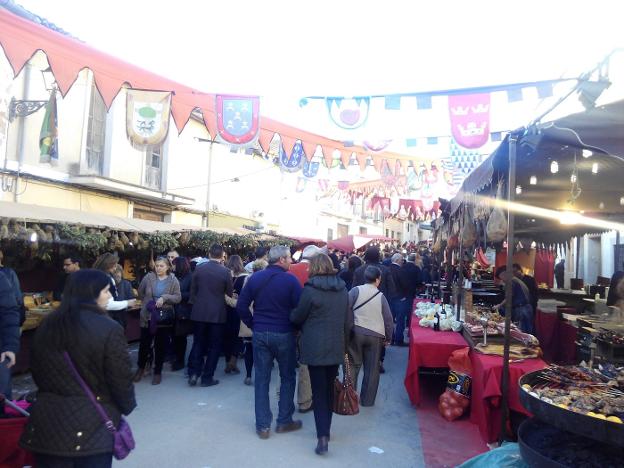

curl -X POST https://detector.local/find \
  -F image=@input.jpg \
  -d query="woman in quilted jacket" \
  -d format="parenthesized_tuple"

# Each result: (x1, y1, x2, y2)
(20, 269, 136, 468)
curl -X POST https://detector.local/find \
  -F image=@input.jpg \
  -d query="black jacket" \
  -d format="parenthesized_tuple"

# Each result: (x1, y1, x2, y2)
(190, 260, 233, 323)
(521, 274, 539, 311)
(21, 309, 136, 457)
(290, 275, 349, 366)
(388, 263, 411, 299)
(401, 262, 423, 298)
(175, 273, 193, 320)
(0, 272, 20, 354)
(352, 262, 397, 299)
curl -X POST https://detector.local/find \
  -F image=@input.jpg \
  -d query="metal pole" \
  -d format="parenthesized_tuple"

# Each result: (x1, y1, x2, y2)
(575, 236, 581, 279)
(499, 133, 518, 444)
(204, 140, 214, 228)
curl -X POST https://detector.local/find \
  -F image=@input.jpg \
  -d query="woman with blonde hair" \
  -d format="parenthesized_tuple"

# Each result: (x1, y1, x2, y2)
(134, 256, 181, 385)
(290, 253, 348, 455)
(93, 253, 136, 313)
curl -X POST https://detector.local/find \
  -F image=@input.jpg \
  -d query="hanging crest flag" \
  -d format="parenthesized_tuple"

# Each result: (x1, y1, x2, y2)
(279, 140, 304, 173)
(448, 93, 490, 149)
(326, 97, 370, 130)
(363, 140, 392, 152)
(126, 89, 172, 149)
(39, 90, 58, 164)
(303, 158, 320, 178)
(216, 94, 260, 146)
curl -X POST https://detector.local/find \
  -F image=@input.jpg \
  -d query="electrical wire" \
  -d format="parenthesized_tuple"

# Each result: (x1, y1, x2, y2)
(168, 164, 276, 190)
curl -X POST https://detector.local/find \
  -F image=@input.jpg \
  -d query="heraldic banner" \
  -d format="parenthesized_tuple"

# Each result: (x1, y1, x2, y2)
(448, 93, 490, 149)
(216, 94, 260, 146)
(126, 89, 172, 149)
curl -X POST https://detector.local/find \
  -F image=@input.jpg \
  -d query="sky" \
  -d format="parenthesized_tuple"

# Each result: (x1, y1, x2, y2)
(11, 0, 624, 142)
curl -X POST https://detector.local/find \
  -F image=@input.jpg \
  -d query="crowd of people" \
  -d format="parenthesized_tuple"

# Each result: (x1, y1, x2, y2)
(0, 242, 430, 464)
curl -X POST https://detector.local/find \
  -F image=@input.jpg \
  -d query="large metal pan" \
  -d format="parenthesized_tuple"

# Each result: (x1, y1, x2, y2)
(519, 370, 624, 447)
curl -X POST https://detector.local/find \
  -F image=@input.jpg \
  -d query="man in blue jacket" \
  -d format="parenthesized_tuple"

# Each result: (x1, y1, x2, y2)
(0, 270, 20, 402)
(237, 245, 303, 439)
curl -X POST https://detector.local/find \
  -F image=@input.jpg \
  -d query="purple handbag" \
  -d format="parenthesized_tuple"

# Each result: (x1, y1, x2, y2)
(63, 352, 135, 460)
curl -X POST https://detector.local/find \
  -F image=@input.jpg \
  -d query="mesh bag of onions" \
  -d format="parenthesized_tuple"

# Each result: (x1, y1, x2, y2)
(438, 347, 472, 421)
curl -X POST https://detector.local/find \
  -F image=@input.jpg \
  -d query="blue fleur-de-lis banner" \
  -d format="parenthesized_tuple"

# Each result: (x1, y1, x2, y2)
(303, 158, 320, 178)
(280, 140, 305, 173)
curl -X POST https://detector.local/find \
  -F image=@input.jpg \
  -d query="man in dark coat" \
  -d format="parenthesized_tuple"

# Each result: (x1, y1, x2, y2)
(188, 244, 233, 387)
(513, 263, 539, 315)
(401, 253, 423, 331)
(352, 247, 397, 299)
(0, 272, 20, 400)
(554, 259, 565, 289)
(388, 253, 413, 346)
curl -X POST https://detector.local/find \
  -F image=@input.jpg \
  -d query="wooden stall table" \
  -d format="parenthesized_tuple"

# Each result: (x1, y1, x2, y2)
(469, 351, 546, 443)
(404, 317, 468, 405)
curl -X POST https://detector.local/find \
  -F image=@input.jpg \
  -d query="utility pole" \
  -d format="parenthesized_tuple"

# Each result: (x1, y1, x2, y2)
(196, 137, 216, 228)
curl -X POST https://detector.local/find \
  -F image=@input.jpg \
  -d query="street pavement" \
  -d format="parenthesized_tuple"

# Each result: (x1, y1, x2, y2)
(116, 345, 426, 468)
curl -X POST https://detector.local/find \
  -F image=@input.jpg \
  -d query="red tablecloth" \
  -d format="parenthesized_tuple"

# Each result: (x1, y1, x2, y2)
(535, 309, 558, 362)
(0, 417, 35, 467)
(469, 352, 547, 443)
(535, 309, 577, 364)
(404, 316, 468, 405)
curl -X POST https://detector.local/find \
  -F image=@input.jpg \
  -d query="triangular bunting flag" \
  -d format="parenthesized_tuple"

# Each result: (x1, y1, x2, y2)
(356, 153, 367, 171)
(258, 129, 274, 153)
(322, 146, 335, 168)
(302, 141, 317, 161)
(280, 135, 297, 156)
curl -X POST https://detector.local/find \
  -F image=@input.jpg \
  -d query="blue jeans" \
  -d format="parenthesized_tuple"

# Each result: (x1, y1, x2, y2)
(391, 297, 410, 344)
(513, 304, 534, 335)
(252, 331, 297, 431)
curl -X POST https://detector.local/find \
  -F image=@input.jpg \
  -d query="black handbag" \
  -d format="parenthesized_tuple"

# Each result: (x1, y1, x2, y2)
(156, 307, 175, 326)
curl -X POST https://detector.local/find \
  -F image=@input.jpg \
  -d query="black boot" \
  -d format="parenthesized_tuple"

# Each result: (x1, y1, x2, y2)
(315, 436, 329, 455)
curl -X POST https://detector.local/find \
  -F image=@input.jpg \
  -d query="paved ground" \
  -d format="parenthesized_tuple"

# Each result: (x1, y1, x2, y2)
(115, 345, 426, 468)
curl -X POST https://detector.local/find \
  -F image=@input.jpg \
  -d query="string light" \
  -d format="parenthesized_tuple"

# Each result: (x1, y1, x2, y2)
(30, 232, 37, 242)
(592, 163, 599, 174)
(550, 161, 559, 173)
(515, 185, 522, 195)
(582, 149, 593, 158)
(530, 176, 537, 185)
(570, 173, 577, 183)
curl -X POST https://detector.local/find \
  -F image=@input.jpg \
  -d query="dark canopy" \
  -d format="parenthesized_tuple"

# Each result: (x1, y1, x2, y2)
(450, 99, 624, 243)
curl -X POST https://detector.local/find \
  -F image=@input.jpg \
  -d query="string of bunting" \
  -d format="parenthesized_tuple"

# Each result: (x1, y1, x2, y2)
(0, 8, 435, 173)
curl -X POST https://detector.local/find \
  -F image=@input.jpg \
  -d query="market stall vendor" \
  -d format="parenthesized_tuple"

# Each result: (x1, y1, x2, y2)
(493, 266, 533, 334)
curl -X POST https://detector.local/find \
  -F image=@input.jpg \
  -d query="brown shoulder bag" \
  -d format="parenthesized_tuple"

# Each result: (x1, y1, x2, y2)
(333, 353, 359, 416)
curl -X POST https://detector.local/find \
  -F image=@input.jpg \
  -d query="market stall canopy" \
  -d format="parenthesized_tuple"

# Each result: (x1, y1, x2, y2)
(327, 234, 393, 252)
(449, 100, 624, 243)
(0, 200, 250, 235)
(285, 236, 327, 247)
(0, 7, 433, 170)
